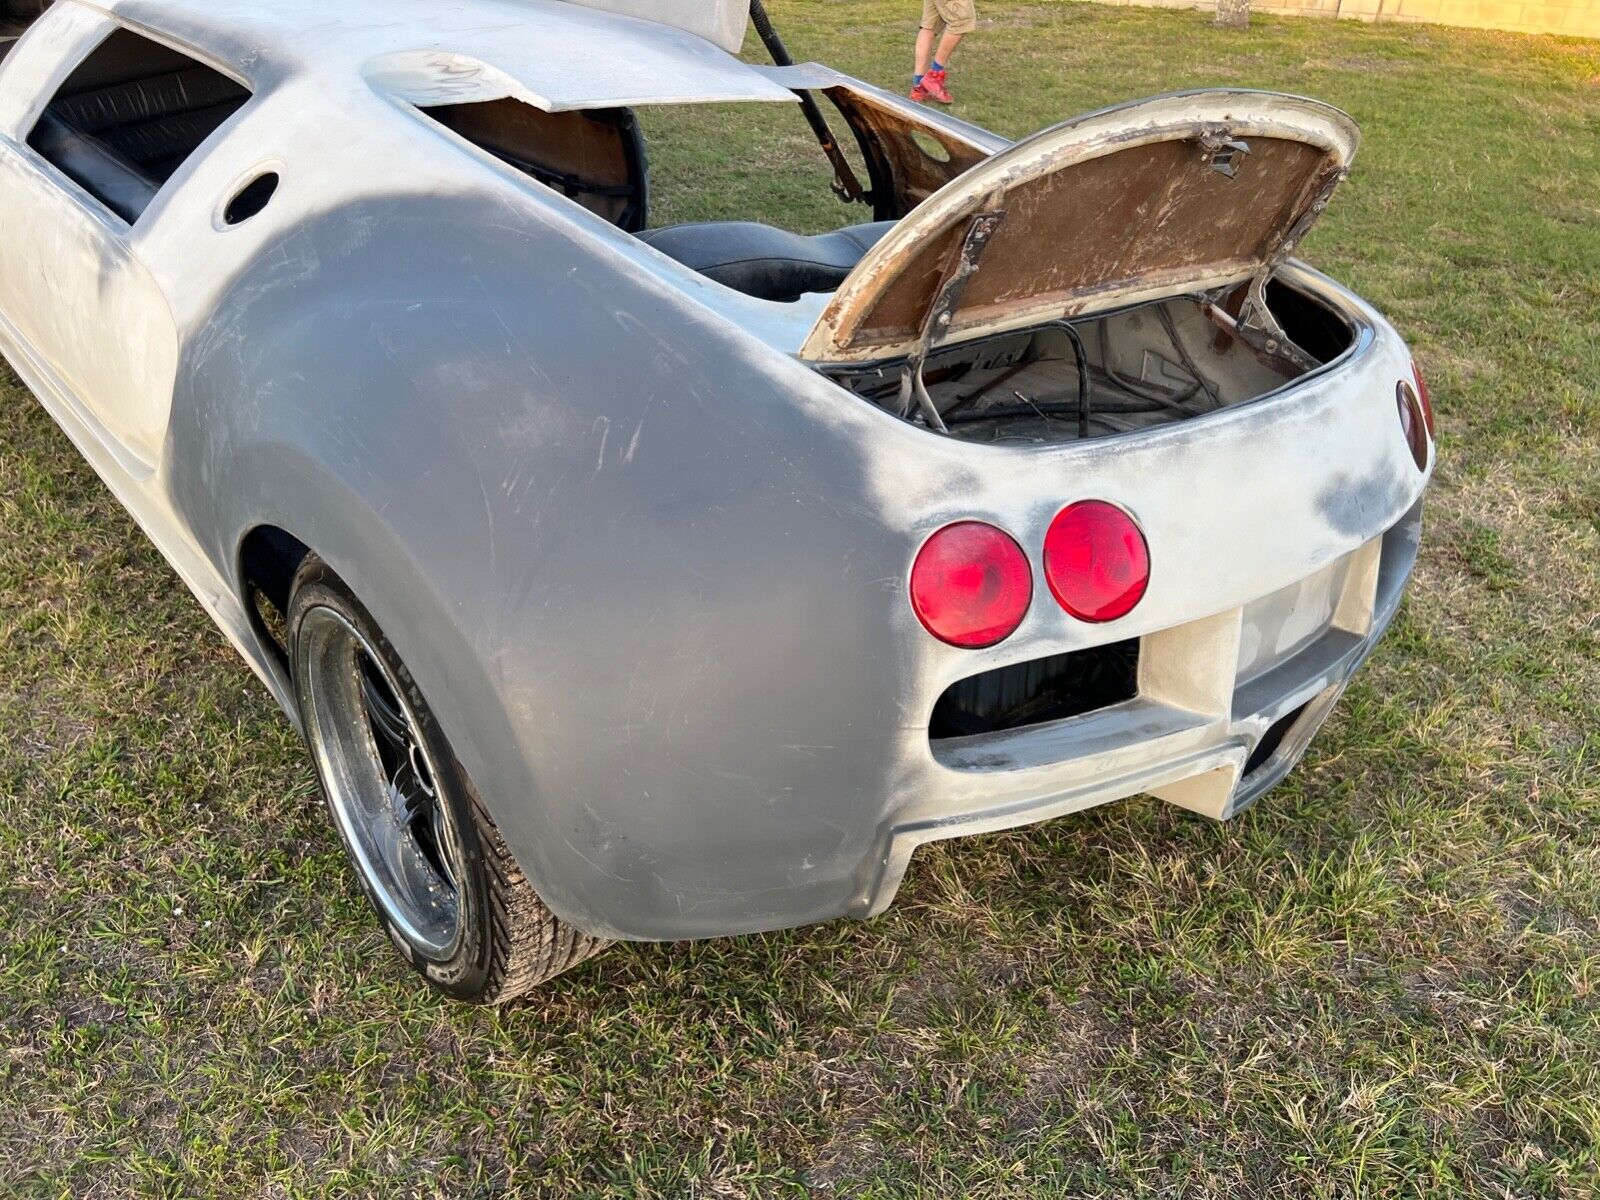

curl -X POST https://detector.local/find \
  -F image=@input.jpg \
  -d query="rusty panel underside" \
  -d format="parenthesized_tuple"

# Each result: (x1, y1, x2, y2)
(823, 85, 991, 216)
(424, 100, 644, 230)
(800, 92, 1360, 364)
(855, 137, 1331, 347)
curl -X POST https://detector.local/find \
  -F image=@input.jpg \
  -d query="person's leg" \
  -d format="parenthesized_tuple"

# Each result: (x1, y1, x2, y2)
(914, 25, 937, 78)
(933, 28, 964, 70)
(921, 1, 974, 103)
(912, 1, 943, 99)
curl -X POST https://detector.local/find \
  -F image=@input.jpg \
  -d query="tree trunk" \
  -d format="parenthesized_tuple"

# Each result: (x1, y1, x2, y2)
(1214, 0, 1251, 28)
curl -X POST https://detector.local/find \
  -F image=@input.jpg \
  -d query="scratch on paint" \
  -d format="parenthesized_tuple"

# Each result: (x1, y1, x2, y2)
(623, 394, 655, 466)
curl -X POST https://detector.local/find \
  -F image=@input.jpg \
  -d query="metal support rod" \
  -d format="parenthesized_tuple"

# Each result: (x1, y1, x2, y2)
(1201, 283, 1318, 374)
(900, 208, 1007, 434)
(748, 0, 865, 204)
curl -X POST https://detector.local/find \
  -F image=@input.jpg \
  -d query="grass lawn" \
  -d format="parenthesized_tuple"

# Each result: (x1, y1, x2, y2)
(3, 1, 1599, 1195)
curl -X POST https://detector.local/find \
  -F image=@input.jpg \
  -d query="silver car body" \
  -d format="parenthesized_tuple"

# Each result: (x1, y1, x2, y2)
(0, 0, 1431, 940)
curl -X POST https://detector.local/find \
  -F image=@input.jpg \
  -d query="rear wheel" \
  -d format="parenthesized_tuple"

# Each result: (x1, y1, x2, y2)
(287, 557, 607, 1002)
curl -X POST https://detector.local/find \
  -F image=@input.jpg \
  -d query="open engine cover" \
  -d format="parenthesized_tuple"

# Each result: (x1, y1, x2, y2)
(800, 90, 1360, 364)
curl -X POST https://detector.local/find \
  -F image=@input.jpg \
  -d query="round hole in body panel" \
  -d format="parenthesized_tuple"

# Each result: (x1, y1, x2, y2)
(224, 171, 279, 226)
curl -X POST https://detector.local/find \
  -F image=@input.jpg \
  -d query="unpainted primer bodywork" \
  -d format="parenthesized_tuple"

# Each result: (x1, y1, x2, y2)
(0, 0, 1433, 942)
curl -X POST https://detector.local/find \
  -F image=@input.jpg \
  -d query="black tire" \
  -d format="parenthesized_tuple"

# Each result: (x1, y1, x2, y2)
(287, 556, 608, 1003)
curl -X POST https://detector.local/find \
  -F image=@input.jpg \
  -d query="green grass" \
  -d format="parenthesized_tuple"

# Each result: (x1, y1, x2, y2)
(3, 2, 1599, 1195)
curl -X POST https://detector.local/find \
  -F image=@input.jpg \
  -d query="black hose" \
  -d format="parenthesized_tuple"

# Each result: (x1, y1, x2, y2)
(945, 400, 1171, 426)
(1156, 302, 1222, 409)
(1059, 321, 1092, 439)
(748, 0, 865, 203)
(747, 0, 792, 63)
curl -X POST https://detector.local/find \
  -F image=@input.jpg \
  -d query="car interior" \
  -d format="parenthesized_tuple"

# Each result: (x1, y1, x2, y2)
(634, 219, 897, 304)
(23, 26, 250, 223)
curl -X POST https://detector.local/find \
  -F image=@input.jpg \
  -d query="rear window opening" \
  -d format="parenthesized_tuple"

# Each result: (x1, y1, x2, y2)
(930, 639, 1140, 740)
(416, 95, 898, 302)
(826, 281, 1356, 445)
(419, 99, 649, 233)
(27, 27, 250, 223)
(417, 96, 885, 240)
(420, 95, 898, 302)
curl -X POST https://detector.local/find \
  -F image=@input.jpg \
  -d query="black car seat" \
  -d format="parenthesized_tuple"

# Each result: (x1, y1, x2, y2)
(637, 220, 897, 302)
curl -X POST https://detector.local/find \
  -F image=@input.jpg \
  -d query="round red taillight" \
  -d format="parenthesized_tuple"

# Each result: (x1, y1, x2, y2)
(1397, 378, 1429, 471)
(909, 522, 1032, 648)
(1412, 360, 1435, 437)
(1043, 501, 1150, 623)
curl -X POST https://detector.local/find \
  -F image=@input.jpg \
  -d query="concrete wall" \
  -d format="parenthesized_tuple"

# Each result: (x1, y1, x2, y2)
(1090, 0, 1600, 39)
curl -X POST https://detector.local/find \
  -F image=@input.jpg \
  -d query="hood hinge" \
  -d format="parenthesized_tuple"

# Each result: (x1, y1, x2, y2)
(1206, 163, 1347, 372)
(897, 205, 1008, 432)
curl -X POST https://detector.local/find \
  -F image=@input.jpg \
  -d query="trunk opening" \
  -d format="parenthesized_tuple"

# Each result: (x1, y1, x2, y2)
(822, 277, 1354, 444)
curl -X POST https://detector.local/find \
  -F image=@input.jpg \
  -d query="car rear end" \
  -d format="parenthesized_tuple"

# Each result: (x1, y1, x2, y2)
(751, 91, 1434, 910)
(857, 259, 1432, 911)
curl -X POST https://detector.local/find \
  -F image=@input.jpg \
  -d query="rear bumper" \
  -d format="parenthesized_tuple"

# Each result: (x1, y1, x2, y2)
(858, 498, 1421, 916)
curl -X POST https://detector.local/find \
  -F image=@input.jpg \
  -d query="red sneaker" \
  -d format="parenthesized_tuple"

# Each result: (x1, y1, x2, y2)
(909, 81, 932, 102)
(923, 68, 954, 104)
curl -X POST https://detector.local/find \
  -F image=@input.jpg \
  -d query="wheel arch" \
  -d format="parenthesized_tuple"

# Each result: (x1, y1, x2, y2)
(237, 522, 312, 680)
(220, 484, 584, 935)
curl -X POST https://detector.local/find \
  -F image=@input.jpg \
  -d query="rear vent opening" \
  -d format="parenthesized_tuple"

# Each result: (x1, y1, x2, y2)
(929, 639, 1139, 740)
(1243, 701, 1311, 776)
(224, 170, 278, 225)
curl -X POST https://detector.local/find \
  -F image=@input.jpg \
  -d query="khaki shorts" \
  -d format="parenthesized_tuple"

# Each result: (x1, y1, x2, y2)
(921, 0, 977, 36)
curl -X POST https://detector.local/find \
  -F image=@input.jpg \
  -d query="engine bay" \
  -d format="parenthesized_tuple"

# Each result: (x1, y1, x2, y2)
(823, 278, 1355, 444)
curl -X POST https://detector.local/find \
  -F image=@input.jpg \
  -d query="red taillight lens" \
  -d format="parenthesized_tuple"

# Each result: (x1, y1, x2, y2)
(1397, 378, 1429, 471)
(1412, 360, 1435, 437)
(1043, 501, 1150, 623)
(909, 522, 1032, 648)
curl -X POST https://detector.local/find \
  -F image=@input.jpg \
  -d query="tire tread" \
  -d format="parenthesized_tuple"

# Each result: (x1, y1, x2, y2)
(472, 785, 610, 1003)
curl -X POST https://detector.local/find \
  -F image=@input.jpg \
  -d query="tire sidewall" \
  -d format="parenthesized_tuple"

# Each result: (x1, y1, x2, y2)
(286, 557, 497, 1001)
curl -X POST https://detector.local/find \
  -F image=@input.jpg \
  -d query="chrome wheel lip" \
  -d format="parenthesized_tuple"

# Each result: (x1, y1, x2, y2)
(295, 605, 467, 962)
